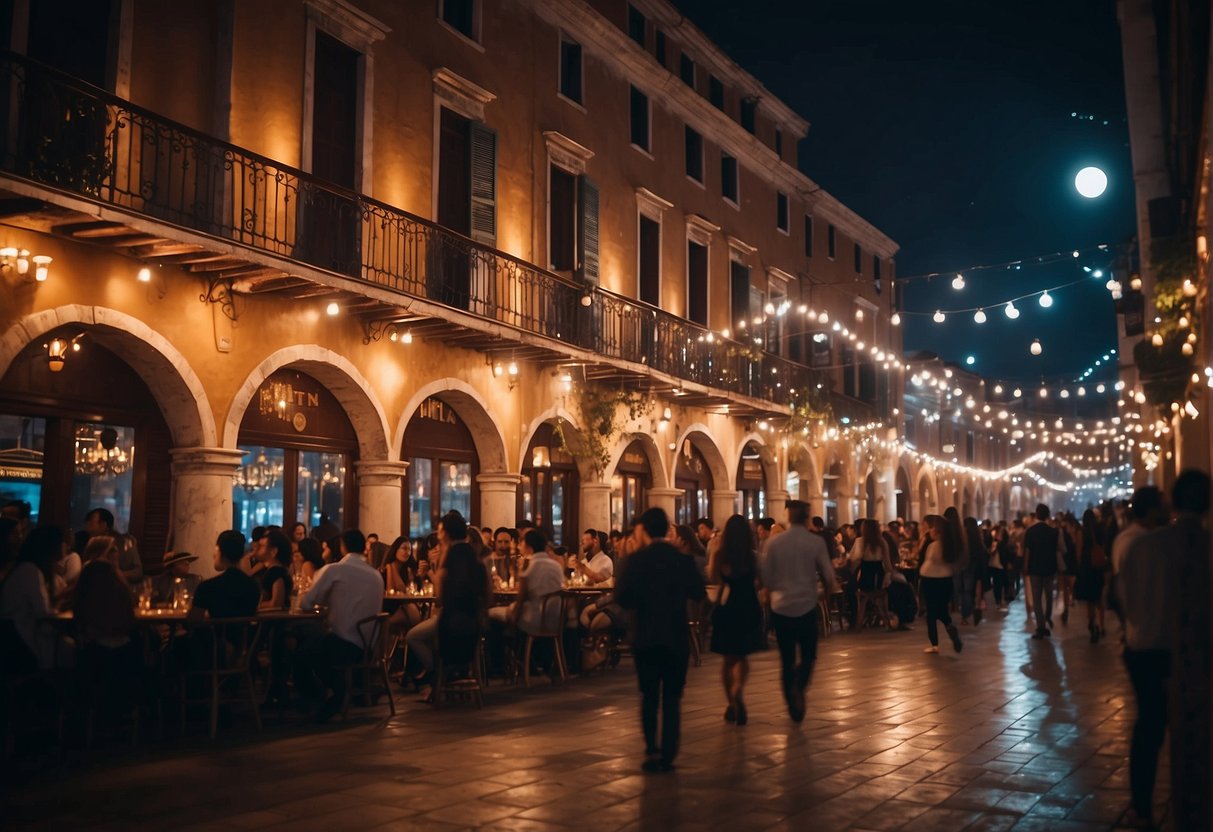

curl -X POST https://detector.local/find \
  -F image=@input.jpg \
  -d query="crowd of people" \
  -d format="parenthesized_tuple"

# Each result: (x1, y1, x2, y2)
(0, 467, 1207, 797)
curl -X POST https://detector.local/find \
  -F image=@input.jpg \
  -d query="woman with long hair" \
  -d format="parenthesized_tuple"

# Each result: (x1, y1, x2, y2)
(847, 519, 894, 628)
(919, 515, 963, 654)
(708, 515, 765, 725)
(943, 507, 972, 623)
(1074, 509, 1108, 642)
(0, 525, 66, 668)
(257, 529, 293, 610)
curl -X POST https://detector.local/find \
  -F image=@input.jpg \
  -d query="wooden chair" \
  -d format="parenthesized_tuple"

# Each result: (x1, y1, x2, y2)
(340, 613, 395, 720)
(178, 617, 264, 739)
(520, 592, 567, 688)
(434, 632, 484, 709)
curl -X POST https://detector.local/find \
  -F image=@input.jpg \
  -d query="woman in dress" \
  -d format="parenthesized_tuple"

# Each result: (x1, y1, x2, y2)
(1073, 509, 1107, 643)
(257, 529, 293, 610)
(847, 519, 894, 629)
(708, 515, 764, 725)
(920, 515, 963, 654)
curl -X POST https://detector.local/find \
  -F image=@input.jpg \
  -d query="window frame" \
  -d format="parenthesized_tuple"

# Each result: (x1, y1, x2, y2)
(776, 191, 789, 235)
(679, 53, 696, 87)
(627, 3, 646, 47)
(721, 151, 739, 207)
(684, 124, 704, 185)
(827, 224, 836, 259)
(629, 84, 652, 155)
(557, 31, 584, 108)
(437, 0, 482, 49)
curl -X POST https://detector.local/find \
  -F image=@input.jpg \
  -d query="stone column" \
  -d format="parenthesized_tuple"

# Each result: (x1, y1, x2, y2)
(355, 460, 407, 541)
(169, 447, 245, 578)
(711, 489, 739, 525)
(646, 487, 682, 521)
(766, 489, 790, 522)
(580, 481, 611, 533)
(837, 488, 857, 525)
(877, 461, 898, 523)
(477, 473, 522, 531)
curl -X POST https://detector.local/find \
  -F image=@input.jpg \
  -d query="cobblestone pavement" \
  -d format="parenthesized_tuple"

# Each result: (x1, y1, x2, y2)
(5, 601, 1168, 831)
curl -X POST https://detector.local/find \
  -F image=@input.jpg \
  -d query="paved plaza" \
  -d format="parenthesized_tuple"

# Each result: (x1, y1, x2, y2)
(5, 604, 1163, 831)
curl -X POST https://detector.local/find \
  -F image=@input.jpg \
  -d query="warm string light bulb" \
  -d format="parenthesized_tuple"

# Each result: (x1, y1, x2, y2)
(951, 274, 966, 290)
(973, 308, 986, 324)
(1038, 291, 1053, 308)
(890, 312, 901, 326)
(1004, 301, 1020, 319)
(1030, 339, 1042, 356)
(933, 310, 946, 323)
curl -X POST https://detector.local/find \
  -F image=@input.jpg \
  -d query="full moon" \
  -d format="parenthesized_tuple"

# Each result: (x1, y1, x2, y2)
(1075, 166, 1108, 198)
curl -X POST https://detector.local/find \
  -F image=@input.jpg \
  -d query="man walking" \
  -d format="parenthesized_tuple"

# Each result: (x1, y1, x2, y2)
(1022, 503, 1062, 639)
(616, 508, 705, 773)
(760, 500, 835, 722)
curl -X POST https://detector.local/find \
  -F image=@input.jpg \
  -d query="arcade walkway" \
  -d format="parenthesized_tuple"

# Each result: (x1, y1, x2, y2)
(5, 603, 1160, 831)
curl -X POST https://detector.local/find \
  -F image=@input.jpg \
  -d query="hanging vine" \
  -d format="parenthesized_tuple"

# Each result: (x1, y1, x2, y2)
(553, 384, 654, 478)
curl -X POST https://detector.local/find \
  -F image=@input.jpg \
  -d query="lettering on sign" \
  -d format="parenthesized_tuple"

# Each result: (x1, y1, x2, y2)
(622, 451, 646, 467)
(417, 397, 461, 426)
(257, 380, 321, 432)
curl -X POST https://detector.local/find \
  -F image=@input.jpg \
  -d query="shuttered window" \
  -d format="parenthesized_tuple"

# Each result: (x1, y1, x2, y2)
(469, 123, 496, 245)
(577, 175, 599, 284)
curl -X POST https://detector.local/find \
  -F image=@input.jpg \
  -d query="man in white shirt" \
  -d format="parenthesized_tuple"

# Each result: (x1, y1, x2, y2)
(296, 528, 383, 722)
(574, 528, 614, 584)
(760, 500, 835, 723)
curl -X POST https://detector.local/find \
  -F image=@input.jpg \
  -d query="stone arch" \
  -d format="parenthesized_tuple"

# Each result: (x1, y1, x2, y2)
(789, 442, 822, 501)
(225, 345, 391, 461)
(0, 305, 215, 447)
(672, 424, 730, 492)
(606, 430, 669, 489)
(394, 378, 509, 473)
(895, 463, 912, 520)
(519, 405, 593, 480)
(915, 463, 939, 516)
(732, 431, 779, 493)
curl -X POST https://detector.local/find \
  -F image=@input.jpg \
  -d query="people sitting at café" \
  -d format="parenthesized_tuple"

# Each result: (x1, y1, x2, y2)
(189, 531, 260, 621)
(85, 507, 142, 584)
(296, 528, 386, 722)
(405, 513, 468, 691)
(574, 528, 614, 584)
(297, 538, 324, 584)
(489, 528, 562, 635)
(0, 525, 67, 670)
(488, 527, 515, 584)
(152, 551, 202, 605)
(73, 544, 143, 715)
(258, 529, 293, 611)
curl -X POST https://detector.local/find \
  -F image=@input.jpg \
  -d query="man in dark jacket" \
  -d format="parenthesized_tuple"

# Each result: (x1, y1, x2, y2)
(616, 507, 706, 773)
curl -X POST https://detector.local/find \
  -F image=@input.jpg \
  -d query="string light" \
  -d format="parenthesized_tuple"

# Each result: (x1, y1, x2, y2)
(1004, 301, 1020, 319)
(1030, 339, 1042, 356)
(933, 310, 945, 323)
(973, 308, 986, 324)
(952, 274, 966, 290)
(1038, 290, 1053, 308)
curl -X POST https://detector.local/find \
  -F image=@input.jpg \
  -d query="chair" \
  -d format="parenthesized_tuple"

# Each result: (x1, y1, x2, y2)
(433, 632, 484, 709)
(520, 592, 568, 688)
(340, 613, 395, 720)
(178, 617, 264, 739)
(855, 561, 891, 631)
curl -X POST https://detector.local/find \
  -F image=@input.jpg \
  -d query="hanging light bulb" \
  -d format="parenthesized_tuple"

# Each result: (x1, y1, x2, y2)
(1130, 275, 1142, 291)
(1039, 387, 1049, 398)
(325, 301, 339, 316)
(1038, 291, 1053, 308)
(951, 273, 966, 290)
(1151, 332, 1164, 347)
(933, 310, 945, 323)
(890, 312, 901, 326)
(1182, 342, 1194, 356)
(1030, 339, 1042, 356)
(1179, 315, 1190, 328)
(1004, 301, 1020, 319)
(973, 308, 987, 324)
(1013, 387, 1023, 398)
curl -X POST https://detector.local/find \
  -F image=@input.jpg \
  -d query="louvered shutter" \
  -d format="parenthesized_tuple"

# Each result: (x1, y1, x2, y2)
(577, 174, 599, 285)
(469, 122, 496, 245)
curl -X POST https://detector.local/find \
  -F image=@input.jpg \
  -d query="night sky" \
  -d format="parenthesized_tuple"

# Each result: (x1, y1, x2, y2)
(674, 0, 1137, 388)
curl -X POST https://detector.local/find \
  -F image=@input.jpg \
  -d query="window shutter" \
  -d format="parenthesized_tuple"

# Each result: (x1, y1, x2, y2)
(577, 174, 599, 284)
(469, 122, 496, 245)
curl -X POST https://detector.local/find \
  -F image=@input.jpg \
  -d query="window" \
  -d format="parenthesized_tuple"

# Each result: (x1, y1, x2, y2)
(629, 85, 650, 151)
(853, 243, 862, 273)
(639, 214, 660, 306)
(549, 164, 577, 271)
(627, 4, 645, 46)
(730, 260, 751, 333)
(740, 98, 756, 133)
(655, 30, 666, 65)
(827, 224, 836, 259)
(842, 344, 856, 397)
(810, 332, 831, 367)
(721, 152, 738, 204)
(684, 126, 703, 182)
(440, 0, 477, 42)
(776, 192, 789, 233)
(873, 255, 882, 292)
(775, 128, 783, 157)
(687, 240, 708, 326)
(709, 75, 724, 109)
(804, 215, 813, 257)
(559, 35, 582, 104)
(680, 53, 695, 86)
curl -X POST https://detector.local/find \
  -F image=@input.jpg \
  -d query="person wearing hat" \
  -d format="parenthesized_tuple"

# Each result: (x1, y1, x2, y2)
(152, 551, 201, 605)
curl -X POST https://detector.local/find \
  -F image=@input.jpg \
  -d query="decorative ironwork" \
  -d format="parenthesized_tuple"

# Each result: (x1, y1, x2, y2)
(0, 52, 844, 413)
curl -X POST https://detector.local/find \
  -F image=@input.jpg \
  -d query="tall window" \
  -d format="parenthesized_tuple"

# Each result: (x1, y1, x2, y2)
(804, 215, 813, 257)
(639, 214, 660, 306)
(687, 239, 708, 326)
(873, 255, 882, 291)
(655, 30, 666, 65)
(775, 128, 783, 157)
(721, 152, 738, 204)
(627, 4, 645, 46)
(827, 224, 836, 259)
(630, 85, 650, 151)
(740, 98, 756, 133)
(680, 53, 695, 86)
(559, 35, 582, 104)
(853, 242, 862, 273)
(440, 0, 477, 42)
(730, 260, 751, 333)
(709, 75, 724, 109)
(549, 164, 577, 271)
(685, 126, 703, 182)
(776, 192, 789, 233)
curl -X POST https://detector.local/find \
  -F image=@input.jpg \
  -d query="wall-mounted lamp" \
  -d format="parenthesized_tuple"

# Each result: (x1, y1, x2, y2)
(580, 289, 593, 307)
(45, 334, 83, 372)
(137, 267, 152, 283)
(2, 247, 51, 282)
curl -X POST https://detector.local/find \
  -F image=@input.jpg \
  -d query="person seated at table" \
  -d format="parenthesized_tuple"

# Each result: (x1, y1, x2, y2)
(383, 537, 427, 634)
(85, 507, 142, 585)
(152, 551, 201, 605)
(297, 538, 324, 585)
(0, 525, 69, 670)
(73, 548, 144, 718)
(321, 535, 342, 565)
(487, 527, 515, 584)
(296, 528, 383, 722)
(489, 529, 562, 633)
(188, 531, 260, 621)
(419, 522, 492, 701)
(258, 529, 293, 611)
(574, 528, 614, 584)
(405, 513, 468, 689)
(243, 526, 267, 577)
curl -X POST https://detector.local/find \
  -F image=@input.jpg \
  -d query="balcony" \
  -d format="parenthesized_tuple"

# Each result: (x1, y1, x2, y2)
(0, 52, 831, 418)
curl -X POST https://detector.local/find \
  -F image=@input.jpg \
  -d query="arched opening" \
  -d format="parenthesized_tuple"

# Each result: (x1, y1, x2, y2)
(822, 459, 845, 527)
(975, 486, 986, 521)
(234, 368, 358, 541)
(611, 438, 652, 531)
(895, 465, 911, 520)
(0, 330, 175, 557)
(518, 421, 580, 545)
(674, 439, 714, 526)
(736, 440, 766, 520)
(403, 395, 479, 537)
(788, 444, 822, 504)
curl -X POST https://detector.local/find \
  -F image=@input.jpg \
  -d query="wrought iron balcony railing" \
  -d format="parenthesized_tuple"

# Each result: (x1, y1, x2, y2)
(0, 52, 833, 410)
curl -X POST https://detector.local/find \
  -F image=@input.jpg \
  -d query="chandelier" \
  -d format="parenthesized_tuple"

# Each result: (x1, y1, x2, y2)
(238, 449, 282, 493)
(74, 426, 133, 479)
